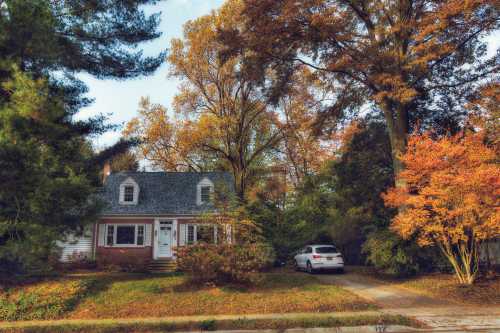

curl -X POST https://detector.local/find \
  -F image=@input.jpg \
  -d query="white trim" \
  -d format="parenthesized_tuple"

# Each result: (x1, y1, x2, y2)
(172, 219, 178, 258)
(100, 215, 209, 219)
(119, 177, 140, 205)
(153, 219, 160, 259)
(197, 177, 214, 205)
(154, 219, 175, 259)
(182, 223, 218, 244)
(103, 223, 147, 248)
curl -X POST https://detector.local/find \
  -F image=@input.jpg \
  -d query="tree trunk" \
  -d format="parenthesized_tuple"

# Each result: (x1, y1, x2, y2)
(438, 240, 479, 285)
(232, 165, 247, 202)
(380, 101, 409, 187)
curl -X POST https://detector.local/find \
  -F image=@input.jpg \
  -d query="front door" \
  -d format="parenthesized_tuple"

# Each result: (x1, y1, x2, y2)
(158, 221, 173, 258)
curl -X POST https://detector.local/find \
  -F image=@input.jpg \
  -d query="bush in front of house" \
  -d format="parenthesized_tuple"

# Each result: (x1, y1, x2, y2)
(176, 243, 273, 285)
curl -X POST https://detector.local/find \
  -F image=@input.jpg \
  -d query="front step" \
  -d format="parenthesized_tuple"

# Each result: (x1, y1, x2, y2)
(148, 259, 178, 273)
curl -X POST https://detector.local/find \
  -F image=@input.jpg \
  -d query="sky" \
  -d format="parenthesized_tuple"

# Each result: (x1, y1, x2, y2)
(76, 1, 499, 149)
(76, 0, 225, 149)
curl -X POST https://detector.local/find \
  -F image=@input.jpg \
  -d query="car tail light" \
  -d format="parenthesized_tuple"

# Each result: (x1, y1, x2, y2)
(312, 255, 323, 259)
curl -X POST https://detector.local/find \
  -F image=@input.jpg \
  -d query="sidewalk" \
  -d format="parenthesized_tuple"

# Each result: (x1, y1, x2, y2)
(315, 273, 500, 331)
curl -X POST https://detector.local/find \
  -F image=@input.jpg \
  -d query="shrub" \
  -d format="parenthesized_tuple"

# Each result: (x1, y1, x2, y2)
(199, 320, 217, 331)
(362, 230, 421, 277)
(176, 243, 273, 285)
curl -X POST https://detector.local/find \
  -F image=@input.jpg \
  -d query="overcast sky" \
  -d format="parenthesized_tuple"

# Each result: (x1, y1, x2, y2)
(76, 0, 500, 149)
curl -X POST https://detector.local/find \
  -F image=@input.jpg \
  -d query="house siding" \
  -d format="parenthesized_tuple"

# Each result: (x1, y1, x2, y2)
(57, 229, 94, 263)
(96, 218, 154, 269)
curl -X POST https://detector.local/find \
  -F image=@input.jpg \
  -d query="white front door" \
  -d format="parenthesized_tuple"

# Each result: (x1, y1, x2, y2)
(157, 221, 173, 258)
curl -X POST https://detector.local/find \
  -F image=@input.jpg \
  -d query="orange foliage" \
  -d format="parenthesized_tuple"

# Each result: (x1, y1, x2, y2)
(384, 129, 500, 283)
(223, 0, 499, 178)
(123, 98, 205, 171)
(280, 68, 337, 186)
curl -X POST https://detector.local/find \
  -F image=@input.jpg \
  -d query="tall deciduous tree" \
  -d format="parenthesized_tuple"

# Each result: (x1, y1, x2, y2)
(279, 68, 336, 187)
(219, 0, 499, 184)
(124, 98, 214, 172)
(0, 0, 164, 275)
(384, 130, 500, 284)
(130, 1, 283, 200)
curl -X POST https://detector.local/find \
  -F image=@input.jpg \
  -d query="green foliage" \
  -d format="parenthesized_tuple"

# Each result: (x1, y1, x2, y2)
(249, 119, 442, 276)
(0, 66, 101, 276)
(246, 200, 304, 264)
(176, 243, 273, 285)
(362, 230, 421, 277)
(199, 320, 217, 331)
(322, 120, 395, 263)
(0, 0, 163, 276)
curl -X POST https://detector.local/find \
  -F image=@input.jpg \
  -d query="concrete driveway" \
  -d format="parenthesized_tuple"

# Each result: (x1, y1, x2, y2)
(314, 271, 500, 331)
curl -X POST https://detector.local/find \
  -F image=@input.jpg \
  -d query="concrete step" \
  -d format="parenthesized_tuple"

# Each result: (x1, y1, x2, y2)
(148, 259, 178, 273)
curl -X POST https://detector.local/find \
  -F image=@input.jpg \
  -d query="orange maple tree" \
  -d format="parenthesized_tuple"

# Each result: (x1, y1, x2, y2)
(384, 130, 500, 284)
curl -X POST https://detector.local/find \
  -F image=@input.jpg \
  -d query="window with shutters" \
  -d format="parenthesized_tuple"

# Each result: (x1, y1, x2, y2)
(106, 225, 114, 246)
(137, 225, 144, 245)
(104, 224, 148, 247)
(183, 224, 220, 245)
(187, 225, 195, 244)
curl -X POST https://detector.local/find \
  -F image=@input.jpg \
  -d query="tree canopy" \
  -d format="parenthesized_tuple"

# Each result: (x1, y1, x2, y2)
(219, 0, 499, 183)
(384, 128, 500, 284)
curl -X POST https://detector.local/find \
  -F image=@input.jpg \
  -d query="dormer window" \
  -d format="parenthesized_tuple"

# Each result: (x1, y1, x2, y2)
(124, 186, 135, 202)
(119, 177, 139, 205)
(197, 177, 214, 205)
(200, 186, 211, 203)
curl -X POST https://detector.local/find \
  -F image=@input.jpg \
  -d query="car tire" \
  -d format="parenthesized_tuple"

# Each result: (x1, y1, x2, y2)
(294, 260, 300, 271)
(337, 268, 345, 274)
(306, 261, 315, 274)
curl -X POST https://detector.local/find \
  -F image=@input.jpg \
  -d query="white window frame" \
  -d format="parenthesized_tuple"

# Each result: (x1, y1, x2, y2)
(196, 178, 214, 205)
(105, 224, 145, 248)
(119, 177, 139, 205)
(185, 223, 218, 244)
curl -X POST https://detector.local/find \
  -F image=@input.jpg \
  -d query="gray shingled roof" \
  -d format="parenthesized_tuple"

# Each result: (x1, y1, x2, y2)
(99, 172, 234, 215)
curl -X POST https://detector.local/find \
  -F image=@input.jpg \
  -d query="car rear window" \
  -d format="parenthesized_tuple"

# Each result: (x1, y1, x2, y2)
(315, 246, 337, 254)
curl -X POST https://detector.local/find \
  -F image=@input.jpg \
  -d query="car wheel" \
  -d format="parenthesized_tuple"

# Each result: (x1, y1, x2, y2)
(294, 260, 300, 271)
(337, 268, 345, 274)
(306, 261, 315, 274)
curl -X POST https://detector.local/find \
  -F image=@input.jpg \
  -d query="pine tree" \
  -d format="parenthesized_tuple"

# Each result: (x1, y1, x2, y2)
(0, 0, 164, 275)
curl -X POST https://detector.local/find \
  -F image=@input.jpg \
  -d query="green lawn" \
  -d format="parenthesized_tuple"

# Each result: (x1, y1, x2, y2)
(1, 272, 376, 321)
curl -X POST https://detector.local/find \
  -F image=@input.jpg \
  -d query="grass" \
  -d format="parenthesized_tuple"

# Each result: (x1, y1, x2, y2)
(349, 266, 500, 306)
(69, 272, 376, 318)
(0, 314, 420, 332)
(387, 273, 500, 306)
(1, 272, 376, 322)
(0, 277, 98, 321)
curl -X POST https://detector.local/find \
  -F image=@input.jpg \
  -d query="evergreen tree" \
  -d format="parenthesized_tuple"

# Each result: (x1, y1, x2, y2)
(0, 0, 164, 275)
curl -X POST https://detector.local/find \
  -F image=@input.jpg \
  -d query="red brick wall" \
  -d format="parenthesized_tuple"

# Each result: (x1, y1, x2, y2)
(96, 218, 153, 269)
